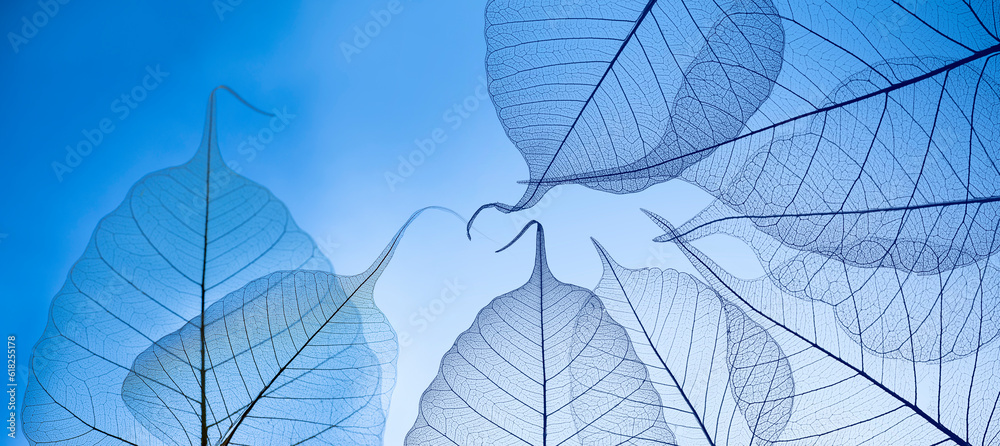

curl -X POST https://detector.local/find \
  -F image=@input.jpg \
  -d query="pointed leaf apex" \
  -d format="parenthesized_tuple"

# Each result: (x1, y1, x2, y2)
(210, 86, 275, 117)
(590, 238, 616, 271)
(195, 86, 277, 165)
(496, 220, 551, 280)
(533, 222, 548, 278)
(350, 206, 462, 291)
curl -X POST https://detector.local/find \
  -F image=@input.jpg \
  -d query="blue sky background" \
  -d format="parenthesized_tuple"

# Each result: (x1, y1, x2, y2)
(0, 1, 763, 444)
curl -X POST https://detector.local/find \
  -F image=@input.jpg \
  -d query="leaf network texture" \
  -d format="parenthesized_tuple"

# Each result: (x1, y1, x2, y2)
(406, 222, 676, 445)
(593, 240, 793, 446)
(21, 88, 414, 445)
(460, 0, 1000, 443)
(468, 0, 1000, 239)
(23, 88, 330, 445)
(648, 209, 999, 445)
(470, 0, 784, 229)
(122, 207, 446, 445)
(124, 270, 391, 446)
(652, 15, 1000, 367)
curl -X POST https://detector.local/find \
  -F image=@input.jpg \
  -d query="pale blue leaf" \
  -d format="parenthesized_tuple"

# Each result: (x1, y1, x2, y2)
(658, 202, 1000, 363)
(593, 240, 793, 445)
(676, 55, 1000, 276)
(470, 0, 1000, 247)
(406, 222, 676, 445)
(647, 209, 999, 445)
(469, 0, 783, 230)
(121, 208, 444, 445)
(22, 88, 331, 445)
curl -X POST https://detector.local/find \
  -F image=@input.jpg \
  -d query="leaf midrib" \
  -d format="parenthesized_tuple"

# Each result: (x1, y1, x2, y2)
(529, 44, 1000, 187)
(605, 258, 717, 446)
(199, 99, 215, 446)
(527, 0, 660, 200)
(215, 236, 400, 446)
(674, 235, 974, 446)
(539, 264, 548, 446)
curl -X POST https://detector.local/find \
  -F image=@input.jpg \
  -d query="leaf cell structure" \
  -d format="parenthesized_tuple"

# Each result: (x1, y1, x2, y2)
(593, 240, 793, 446)
(24, 88, 329, 445)
(648, 209, 999, 446)
(470, 0, 784, 230)
(407, 222, 676, 445)
(122, 207, 444, 445)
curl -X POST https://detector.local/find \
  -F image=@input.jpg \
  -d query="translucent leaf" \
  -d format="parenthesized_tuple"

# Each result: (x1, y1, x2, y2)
(648, 209, 999, 445)
(406, 222, 676, 445)
(648, 10, 1000, 363)
(678, 55, 1000, 275)
(121, 208, 440, 445)
(469, 0, 783, 229)
(657, 203, 1000, 363)
(22, 88, 331, 445)
(470, 0, 1000, 245)
(593, 240, 793, 445)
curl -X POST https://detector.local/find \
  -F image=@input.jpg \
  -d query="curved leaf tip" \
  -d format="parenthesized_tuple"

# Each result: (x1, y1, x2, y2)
(198, 85, 277, 167)
(479, 0, 784, 216)
(495, 220, 543, 253)
(408, 220, 674, 445)
(466, 201, 514, 239)
(352, 206, 465, 286)
(22, 90, 332, 445)
(209, 85, 276, 117)
(118, 206, 464, 445)
(495, 220, 551, 281)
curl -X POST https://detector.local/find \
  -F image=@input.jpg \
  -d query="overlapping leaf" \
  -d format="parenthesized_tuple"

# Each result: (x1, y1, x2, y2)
(22, 88, 331, 445)
(648, 210, 999, 445)
(473, 1, 1000, 250)
(406, 222, 675, 445)
(471, 0, 783, 227)
(628, 2, 1000, 443)
(550, 1, 1000, 275)
(471, 1, 1000, 441)
(122, 208, 440, 445)
(677, 54, 1000, 275)
(659, 203, 1000, 363)
(656, 47, 1000, 364)
(593, 240, 793, 445)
